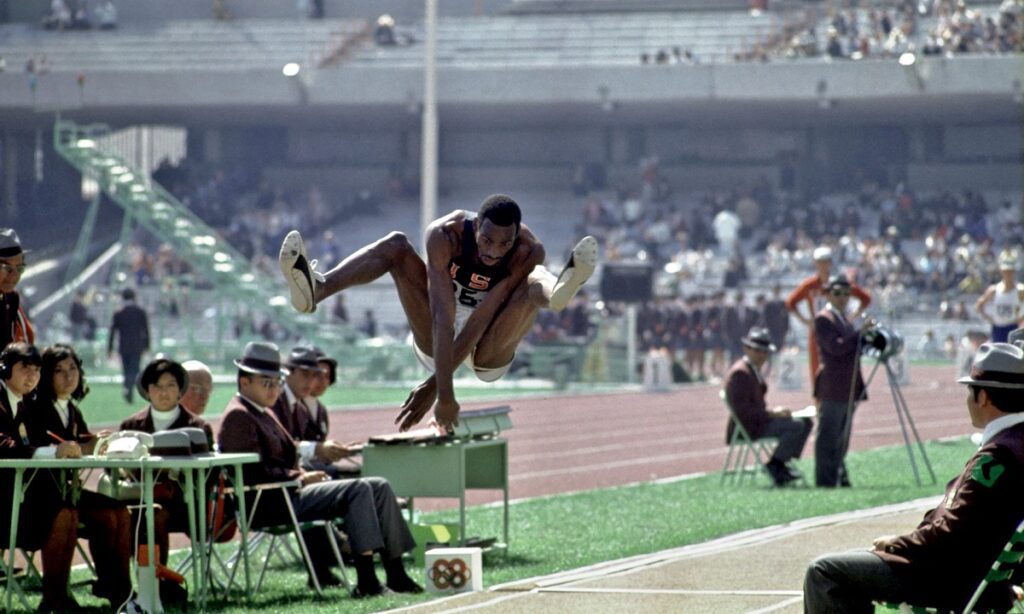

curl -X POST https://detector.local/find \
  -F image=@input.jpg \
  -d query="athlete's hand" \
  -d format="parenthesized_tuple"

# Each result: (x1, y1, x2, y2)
(433, 397, 460, 433)
(396, 378, 438, 431)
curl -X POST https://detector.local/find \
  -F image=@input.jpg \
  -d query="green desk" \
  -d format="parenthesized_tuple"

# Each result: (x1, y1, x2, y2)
(362, 436, 509, 550)
(0, 453, 259, 613)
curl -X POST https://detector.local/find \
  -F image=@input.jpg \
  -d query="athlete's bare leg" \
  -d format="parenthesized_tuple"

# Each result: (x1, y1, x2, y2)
(284, 230, 434, 352)
(472, 265, 555, 369)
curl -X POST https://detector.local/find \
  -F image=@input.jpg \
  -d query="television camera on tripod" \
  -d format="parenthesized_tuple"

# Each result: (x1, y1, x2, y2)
(848, 321, 936, 486)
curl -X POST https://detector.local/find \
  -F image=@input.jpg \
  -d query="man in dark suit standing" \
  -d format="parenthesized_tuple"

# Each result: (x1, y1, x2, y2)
(723, 328, 812, 487)
(805, 342, 1024, 613)
(108, 287, 150, 403)
(813, 274, 873, 488)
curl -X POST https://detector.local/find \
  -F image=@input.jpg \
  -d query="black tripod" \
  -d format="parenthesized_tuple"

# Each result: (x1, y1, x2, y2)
(859, 355, 937, 486)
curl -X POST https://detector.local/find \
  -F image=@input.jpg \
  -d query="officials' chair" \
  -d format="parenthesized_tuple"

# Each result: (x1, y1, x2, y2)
(963, 516, 1024, 614)
(719, 390, 778, 485)
(0, 549, 33, 610)
(877, 515, 1024, 614)
(221, 480, 349, 597)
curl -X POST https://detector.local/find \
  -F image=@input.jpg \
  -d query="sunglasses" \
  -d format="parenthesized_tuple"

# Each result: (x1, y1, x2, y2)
(0, 263, 26, 275)
(830, 289, 851, 297)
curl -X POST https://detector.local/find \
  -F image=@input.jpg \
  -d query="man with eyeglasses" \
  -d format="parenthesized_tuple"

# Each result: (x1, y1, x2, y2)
(180, 360, 214, 416)
(272, 346, 354, 476)
(786, 246, 871, 390)
(813, 274, 875, 488)
(0, 228, 34, 349)
(218, 342, 421, 597)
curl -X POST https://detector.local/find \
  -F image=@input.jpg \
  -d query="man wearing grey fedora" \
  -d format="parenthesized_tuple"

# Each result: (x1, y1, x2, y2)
(804, 342, 1024, 613)
(723, 327, 812, 487)
(0, 228, 34, 349)
(218, 341, 420, 597)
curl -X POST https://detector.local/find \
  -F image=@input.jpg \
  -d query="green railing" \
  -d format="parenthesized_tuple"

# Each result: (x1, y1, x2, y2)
(52, 118, 351, 363)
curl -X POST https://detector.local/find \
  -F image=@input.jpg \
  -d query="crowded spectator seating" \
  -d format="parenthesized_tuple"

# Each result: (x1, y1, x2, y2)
(751, 0, 1021, 62)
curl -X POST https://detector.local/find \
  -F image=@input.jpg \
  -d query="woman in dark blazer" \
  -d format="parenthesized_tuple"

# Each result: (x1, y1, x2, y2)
(23, 343, 134, 607)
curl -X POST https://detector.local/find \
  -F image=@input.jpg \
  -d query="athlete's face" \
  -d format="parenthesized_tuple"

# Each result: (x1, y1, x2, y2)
(474, 219, 517, 267)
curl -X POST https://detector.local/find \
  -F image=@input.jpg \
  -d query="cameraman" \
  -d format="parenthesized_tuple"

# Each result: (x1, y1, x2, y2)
(813, 274, 874, 488)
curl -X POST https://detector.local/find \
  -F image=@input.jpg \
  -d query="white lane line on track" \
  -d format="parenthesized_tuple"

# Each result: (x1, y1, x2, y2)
(536, 587, 804, 596)
(511, 448, 723, 481)
(746, 595, 806, 613)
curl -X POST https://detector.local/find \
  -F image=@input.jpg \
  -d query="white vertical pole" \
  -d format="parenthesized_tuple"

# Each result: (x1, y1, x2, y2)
(420, 0, 439, 252)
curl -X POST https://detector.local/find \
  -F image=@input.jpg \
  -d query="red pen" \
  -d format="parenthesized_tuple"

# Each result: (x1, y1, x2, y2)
(47, 431, 65, 443)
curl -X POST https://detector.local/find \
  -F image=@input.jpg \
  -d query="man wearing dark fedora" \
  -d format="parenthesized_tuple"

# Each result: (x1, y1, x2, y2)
(804, 342, 1024, 613)
(272, 345, 350, 471)
(218, 341, 421, 597)
(723, 327, 812, 487)
(813, 273, 875, 488)
(0, 228, 34, 349)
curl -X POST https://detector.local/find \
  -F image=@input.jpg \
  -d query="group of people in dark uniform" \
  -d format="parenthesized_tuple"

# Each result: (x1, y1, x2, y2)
(636, 286, 790, 381)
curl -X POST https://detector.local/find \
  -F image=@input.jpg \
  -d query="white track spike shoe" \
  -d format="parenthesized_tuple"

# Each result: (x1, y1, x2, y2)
(549, 236, 598, 312)
(279, 230, 324, 314)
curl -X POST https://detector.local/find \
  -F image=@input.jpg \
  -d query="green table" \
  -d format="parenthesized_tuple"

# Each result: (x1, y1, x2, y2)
(362, 436, 509, 550)
(0, 453, 259, 613)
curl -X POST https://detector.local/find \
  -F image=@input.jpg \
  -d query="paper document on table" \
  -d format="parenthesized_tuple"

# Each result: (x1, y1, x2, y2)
(791, 405, 818, 419)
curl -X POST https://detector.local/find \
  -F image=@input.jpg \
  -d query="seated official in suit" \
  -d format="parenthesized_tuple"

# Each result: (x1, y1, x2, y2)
(805, 342, 1024, 613)
(273, 346, 357, 477)
(1, 343, 131, 611)
(724, 328, 813, 487)
(304, 347, 361, 477)
(179, 359, 214, 417)
(117, 356, 213, 567)
(21, 343, 134, 607)
(218, 342, 421, 597)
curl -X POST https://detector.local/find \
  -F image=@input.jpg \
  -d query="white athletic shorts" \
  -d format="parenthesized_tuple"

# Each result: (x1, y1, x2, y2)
(413, 306, 514, 382)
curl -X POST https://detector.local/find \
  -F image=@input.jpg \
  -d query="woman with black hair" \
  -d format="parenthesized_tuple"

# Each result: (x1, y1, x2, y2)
(22, 343, 135, 608)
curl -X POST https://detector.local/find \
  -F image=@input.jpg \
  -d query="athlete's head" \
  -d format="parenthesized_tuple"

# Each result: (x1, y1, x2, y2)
(475, 194, 521, 266)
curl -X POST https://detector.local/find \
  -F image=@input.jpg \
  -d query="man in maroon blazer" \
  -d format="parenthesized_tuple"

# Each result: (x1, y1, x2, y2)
(813, 274, 874, 488)
(804, 341, 1024, 613)
(724, 327, 812, 487)
(218, 342, 420, 598)
(272, 346, 351, 473)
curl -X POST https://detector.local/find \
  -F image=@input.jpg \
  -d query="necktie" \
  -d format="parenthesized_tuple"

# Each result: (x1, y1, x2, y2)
(290, 402, 302, 435)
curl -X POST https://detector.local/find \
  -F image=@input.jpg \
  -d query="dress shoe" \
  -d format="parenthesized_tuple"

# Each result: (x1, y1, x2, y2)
(387, 575, 424, 594)
(38, 595, 81, 613)
(351, 584, 393, 598)
(765, 459, 798, 487)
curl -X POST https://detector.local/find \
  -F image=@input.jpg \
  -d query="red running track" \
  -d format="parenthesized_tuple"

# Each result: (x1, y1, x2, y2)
(292, 363, 969, 510)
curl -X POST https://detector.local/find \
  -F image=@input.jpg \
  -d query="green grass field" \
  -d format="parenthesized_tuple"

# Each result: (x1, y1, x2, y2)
(31, 437, 974, 613)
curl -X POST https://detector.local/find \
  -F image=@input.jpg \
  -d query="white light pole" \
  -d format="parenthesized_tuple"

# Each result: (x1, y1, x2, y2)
(420, 0, 438, 251)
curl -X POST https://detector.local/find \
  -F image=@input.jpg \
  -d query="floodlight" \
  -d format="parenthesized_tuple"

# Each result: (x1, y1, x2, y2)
(282, 63, 301, 77)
